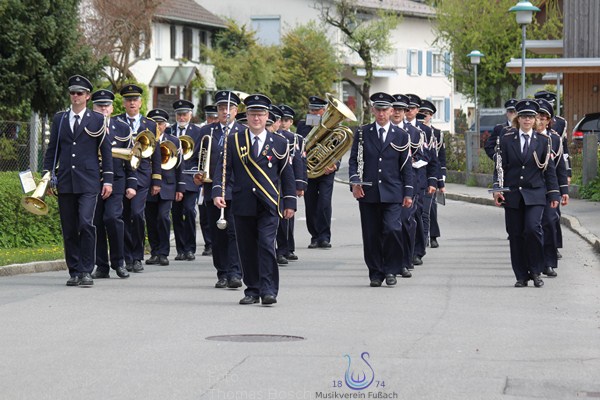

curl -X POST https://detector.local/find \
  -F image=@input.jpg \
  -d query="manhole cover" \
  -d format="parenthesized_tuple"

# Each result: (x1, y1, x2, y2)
(206, 334, 305, 342)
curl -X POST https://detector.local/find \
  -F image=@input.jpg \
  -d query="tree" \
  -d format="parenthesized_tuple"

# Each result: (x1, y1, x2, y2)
(0, 0, 105, 118)
(431, 0, 563, 107)
(81, 0, 160, 89)
(316, 0, 400, 121)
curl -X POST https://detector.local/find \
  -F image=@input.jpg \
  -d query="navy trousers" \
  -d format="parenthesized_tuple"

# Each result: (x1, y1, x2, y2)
(123, 186, 149, 263)
(198, 201, 212, 249)
(542, 203, 560, 269)
(95, 192, 125, 274)
(206, 201, 241, 280)
(422, 191, 440, 241)
(145, 199, 173, 257)
(276, 216, 295, 257)
(172, 191, 198, 255)
(304, 173, 335, 243)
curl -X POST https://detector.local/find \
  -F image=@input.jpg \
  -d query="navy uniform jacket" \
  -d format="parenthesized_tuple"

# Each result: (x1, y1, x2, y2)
(199, 121, 245, 201)
(552, 115, 572, 177)
(168, 123, 202, 193)
(278, 129, 308, 191)
(493, 128, 560, 208)
(348, 122, 414, 203)
(430, 126, 446, 189)
(107, 117, 137, 195)
(548, 129, 569, 196)
(296, 119, 312, 138)
(43, 109, 113, 193)
(485, 121, 512, 160)
(397, 121, 436, 192)
(147, 133, 185, 201)
(416, 121, 440, 188)
(115, 114, 161, 189)
(212, 129, 297, 217)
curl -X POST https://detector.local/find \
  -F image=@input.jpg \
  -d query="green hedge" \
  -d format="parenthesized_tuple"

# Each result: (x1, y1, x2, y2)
(0, 171, 63, 249)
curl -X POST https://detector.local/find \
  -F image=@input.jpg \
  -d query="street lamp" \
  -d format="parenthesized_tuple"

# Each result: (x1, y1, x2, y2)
(509, 0, 540, 98)
(467, 50, 484, 137)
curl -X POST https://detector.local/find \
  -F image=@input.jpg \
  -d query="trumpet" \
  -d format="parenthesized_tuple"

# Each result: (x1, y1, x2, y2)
(183, 134, 212, 182)
(22, 172, 52, 215)
(179, 135, 195, 161)
(160, 140, 179, 170)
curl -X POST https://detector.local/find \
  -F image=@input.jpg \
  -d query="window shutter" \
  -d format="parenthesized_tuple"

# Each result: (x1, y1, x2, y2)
(444, 98, 451, 122)
(407, 50, 412, 75)
(426, 51, 432, 76)
(418, 50, 423, 75)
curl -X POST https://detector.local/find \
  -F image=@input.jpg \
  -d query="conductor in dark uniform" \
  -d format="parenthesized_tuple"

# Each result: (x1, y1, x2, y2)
(484, 99, 518, 160)
(118, 84, 161, 273)
(493, 100, 560, 288)
(43, 75, 113, 287)
(169, 100, 202, 261)
(213, 94, 296, 306)
(348, 92, 414, 287)
(91, 89, 134, 279)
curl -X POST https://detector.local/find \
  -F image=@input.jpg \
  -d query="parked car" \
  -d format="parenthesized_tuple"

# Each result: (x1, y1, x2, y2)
(572, 112, 600, 142)
(469, 111, 507, 146)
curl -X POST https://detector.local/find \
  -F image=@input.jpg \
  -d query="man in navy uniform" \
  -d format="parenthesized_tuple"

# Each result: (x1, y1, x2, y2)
(297, 95, 338, 249)
(349, 92, 414, 287)
(169, 100, 202, 261)
(145, 109, 185, 266)
(213, 94, 296, 305)
(493, 99, 560, 288)
(118, 84, 161, 273)
(197, 91, 243, 289)
(484, 99, 518, 160)
(199, 104, 219, 128)
(276, 104, 307, 264)
(90, 89, 134, 279)
(198, 105, 218, 255)
(43, 75, 113, 287)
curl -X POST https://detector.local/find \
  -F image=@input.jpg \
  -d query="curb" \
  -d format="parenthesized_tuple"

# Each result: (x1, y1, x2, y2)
(0, 260, 66, 277)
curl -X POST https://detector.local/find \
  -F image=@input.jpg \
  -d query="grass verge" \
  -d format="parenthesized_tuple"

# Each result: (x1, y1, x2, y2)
(0, 245, 64, 267)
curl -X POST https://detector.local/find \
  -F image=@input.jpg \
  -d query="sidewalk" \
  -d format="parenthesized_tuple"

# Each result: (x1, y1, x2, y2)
(445, 182, 600, 253)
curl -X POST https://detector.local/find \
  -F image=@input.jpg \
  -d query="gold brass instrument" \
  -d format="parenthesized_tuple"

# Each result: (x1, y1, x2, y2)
(22, 172, 52, 215)
(111, 146, 143, 170)
(179, 135, 195, 161)
(304, 93, 357, 179)
(134, 129, 156, 158)
(196, 134, 212, 183)
(160, 140, 178, 170)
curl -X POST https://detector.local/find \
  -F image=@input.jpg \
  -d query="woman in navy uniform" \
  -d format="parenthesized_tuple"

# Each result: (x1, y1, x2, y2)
(42, 75, 113, 287)
(145, 109, 185, 266)
(197, 91, 244, 289)
(213, 94, 296, 306)
(493, 100, 560, 287)
(349, 92, 414, 287)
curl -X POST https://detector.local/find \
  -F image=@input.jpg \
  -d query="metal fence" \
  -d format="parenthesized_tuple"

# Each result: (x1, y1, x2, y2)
(0, 116, 48, 173)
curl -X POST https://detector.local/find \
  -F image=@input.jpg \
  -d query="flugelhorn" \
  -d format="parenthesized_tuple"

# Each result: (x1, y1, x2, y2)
(160, 140, 179, 170)
(22, 172, 52, 215)
(179, 135, 195, 161)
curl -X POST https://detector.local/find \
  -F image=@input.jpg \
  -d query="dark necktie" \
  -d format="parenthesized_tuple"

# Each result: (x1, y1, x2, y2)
(522, 133, 530, 155)
(378, 127, 385, 144)
(252, 136, 260, 158)
(128, 117, 135, 131)
(179, 126, 185, 137)
(73, 115, 80, 134)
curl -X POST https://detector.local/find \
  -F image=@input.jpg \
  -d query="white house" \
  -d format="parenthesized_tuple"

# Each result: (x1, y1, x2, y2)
(195, 0, 455, 131)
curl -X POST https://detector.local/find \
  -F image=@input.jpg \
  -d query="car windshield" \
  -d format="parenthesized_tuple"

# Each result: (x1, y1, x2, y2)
(580, 118, 600, 131)
(470, 114, 507, 131)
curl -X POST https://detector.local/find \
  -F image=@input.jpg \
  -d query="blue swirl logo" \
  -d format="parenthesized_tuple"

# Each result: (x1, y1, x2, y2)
(344, 352, 375, 390)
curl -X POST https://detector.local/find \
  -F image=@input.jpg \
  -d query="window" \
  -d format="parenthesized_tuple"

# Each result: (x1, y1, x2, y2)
(251, 16, 281, 46)
(199, 30, 208, 63)
(154, 25, 162, 60)
(170, 25, 176, 59)
(428, 97, 451, 123)
(407, 49, 422, 76)
(183, 26, 193, 60)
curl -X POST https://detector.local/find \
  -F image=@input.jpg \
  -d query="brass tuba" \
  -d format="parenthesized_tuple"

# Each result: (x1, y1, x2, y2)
(179, 135, 195, 161)
(22, 172, 52, 215)
(304, 93, 357, 179)
(160, 140, 179, 170)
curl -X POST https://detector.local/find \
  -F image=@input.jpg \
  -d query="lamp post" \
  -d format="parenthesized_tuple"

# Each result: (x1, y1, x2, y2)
(467, 50, 484, 137)
(509, 0, 540, 98)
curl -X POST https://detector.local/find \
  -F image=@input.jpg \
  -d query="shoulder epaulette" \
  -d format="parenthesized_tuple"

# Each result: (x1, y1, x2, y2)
(537, 131, 549, 138)
(503, 130, 517, 137)
(272, 131, 286, 140)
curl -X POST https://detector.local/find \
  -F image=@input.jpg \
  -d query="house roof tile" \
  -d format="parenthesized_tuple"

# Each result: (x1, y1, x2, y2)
(155, 0, 227, 28)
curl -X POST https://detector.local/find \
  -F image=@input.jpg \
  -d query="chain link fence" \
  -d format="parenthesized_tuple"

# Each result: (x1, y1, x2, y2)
(0, 116, 49, 173)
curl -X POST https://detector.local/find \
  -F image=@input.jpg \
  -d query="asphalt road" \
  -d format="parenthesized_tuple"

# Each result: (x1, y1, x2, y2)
(1, 182, 599, 400)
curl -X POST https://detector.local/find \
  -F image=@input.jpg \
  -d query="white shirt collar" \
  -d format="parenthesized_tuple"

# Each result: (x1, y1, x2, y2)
(376, 122, 391, 132)
(70, 108, 86, 120)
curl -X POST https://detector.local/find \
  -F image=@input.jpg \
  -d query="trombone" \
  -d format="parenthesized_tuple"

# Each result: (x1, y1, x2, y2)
(183, 134, 212, 183)
(21, 172, 53, 215)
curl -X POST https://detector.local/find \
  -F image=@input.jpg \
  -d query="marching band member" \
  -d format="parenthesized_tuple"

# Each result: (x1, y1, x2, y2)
(349, 92, 414, 287)
(492, 100, 560, 288)
(198, 104, 218, 255)
(118, 84, 162, 273)
(485, 99, 518, 160)
(42, 75, 113, 287)
(169, 100, 202, 261)
(197, 91, 244, 289)
(213, 94, 296, 305)
(91, 89, 134, 279)
(145, 109, 185, 266)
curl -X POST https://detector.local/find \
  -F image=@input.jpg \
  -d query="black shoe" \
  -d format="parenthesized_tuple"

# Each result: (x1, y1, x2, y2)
(556, 250, 562, 259)
(308, 241, 318, 249)
(185, 251, 195, 261)
(261, 295, 277, 305)
(215, 278, 228, 289)
(132, 260, 144, 273)
(227, 277, 242, 288)
(239, 295, 260, 305)
(318, 240, 332, 249)
(159, 255, 169, 266)
(543, 266, 557, 277)
(202, 247, 212, 256)
(407, 265, 414, 270)
(400, 267, 412, 278)
(430, 238, 439, 248)
(277, 255, 288, 265)
(287, 252, 298, 261)
(66, 276, 81, 286)
(80, 273, 94, 287)
(413, 256, 423, 266)
(174, 253, 186, 261)
(370, 280, 382, 287)
(145, 255, 159, 265)
(91, 270, 109, 279)
(530, 274, 544, 288)
(514, 280, 528, 287)
(125, 263, 133, 272)
(115, 266, 130, 279)
(385, 274, 397, 286)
